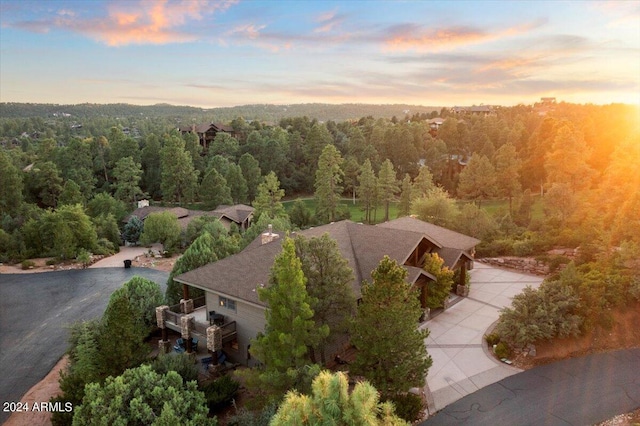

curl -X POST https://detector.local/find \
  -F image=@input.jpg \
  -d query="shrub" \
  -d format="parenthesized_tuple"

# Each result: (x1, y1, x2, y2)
(150, 353, 198, 384)
(76, 249, 91, 268)
(484, 333, 500, 346)
(46, 259, 58, 266)
(494, 342, 511, 359)
(21, 259, 35, 270)
(201, 374, 240, 412)
(388, 393, 424, 423)
(548, 255, 571, 273)
(226, 404, 277, 426)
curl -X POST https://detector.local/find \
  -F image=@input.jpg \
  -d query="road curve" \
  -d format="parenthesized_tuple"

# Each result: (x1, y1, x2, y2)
(421, 348, 640, 426)
(0, 268, 168, 423)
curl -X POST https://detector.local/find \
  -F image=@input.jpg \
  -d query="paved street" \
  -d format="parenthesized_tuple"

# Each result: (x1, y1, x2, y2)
(0, 268, 168, 423)
(421, 348, 640, 425)
(422, 262, 544, 411)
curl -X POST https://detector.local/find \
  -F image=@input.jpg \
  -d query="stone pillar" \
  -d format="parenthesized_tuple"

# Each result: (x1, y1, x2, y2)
(156, 306, 171, 354)
(180, 298, 194, 314)
(181, 314, 193, 353)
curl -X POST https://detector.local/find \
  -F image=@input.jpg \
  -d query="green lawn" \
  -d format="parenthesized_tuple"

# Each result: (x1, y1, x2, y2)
(283, 197, 399, 224)
(285, 195, 543, 224)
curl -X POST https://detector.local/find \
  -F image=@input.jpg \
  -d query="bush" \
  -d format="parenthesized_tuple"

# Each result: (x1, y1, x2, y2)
(484, 333, 500, 346)
(548, 255, 571, 273)
(150, 353, 198, 384)
(388, 393, 424, 423)
(21, 259, 35, 270)
(226, 403, 277, 426)
(201, 374, 240, 412)
(494, 342, 511, 359)
(46, 258, 58, 266)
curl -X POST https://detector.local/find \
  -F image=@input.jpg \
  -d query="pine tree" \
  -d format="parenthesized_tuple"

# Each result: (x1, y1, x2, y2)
(250, 237, 328, 398)
(357, 159, 377, 224)
(160, 133, 198, 203)
(199, 168, 232, 210)
(294, 234, 355, 364)
(166, 232, 218, 305)
(239, 153, 262, 203)
(0, 150, 23, 216)
(113, 156, 145, 206)
(377, 159, 399, 222)
(457, 154, 497, 207)
(253, 171, 286, 221)
(493, 143, 521, 215)
(351, 256, 432, 398)
(398, 174, 412, 217)
(314, 144, 344, 223)
(271, 371, 408, 426)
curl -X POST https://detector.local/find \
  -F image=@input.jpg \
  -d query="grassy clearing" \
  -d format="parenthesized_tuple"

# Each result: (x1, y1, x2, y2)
(284, 195, 544, 224)
(283, 198, 399, 224)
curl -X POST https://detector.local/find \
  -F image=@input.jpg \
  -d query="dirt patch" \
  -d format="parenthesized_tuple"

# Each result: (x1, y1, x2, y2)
(4, 357, 68, 426)
(510, 302, 640, 370)
(131, 253, 177, 273)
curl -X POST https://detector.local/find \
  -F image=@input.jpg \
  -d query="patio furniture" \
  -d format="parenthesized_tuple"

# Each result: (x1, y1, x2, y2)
(191, 337, 199, 352)
(173, 338, 185, 353)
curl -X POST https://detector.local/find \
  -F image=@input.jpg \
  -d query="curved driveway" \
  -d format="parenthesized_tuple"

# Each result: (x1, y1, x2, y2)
(0, 268, 168, 423)
(421, 348, 640, 425)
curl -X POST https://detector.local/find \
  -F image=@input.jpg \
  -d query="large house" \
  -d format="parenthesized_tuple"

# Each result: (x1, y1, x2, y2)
(124, 204, 254, 231)
(156, 217, 478, 366)
(178, 122, 236, 150)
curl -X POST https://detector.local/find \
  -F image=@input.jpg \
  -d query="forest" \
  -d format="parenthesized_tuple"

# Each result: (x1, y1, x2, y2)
(1, 101, 638, 266)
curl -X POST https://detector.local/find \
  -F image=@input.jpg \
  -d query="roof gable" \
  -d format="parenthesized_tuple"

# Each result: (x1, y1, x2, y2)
(377, 217, 480, 251)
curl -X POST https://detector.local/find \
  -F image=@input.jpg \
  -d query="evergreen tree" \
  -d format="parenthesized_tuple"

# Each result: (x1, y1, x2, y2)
(253, 171, 287, 221)
(98, 288, 150, 379)
(271, 371, 408, 426)
(493, 143, 522, 215)
(357, 159, 377, 224)
(294, 234, 355, 364)
(160, 133, 198, 203)
(225, 163, 248, 204)
(351, 256, 432, 398)
(141, 134, 162, 199)
(377, 159, 399, 222)
(123, 215, 143, 245)
(289, 199, 314, 229)
(166, 231, 219, 305)
(250, 237, 328, 398)
(112, 156, 145, 206)
(398, 174, 412, 217)
(199, 168, 232, 210)
(411, 187, 459, 228)
(73, 365, 215, 426)
(0, 150, 23, 217)
(123, 276, 164, 334)
(108, 127, 140, 166)
(314, 144, 344, 223)
(457, 154, 497, 207)
(239, 153, 262, 203)
(58, 180, 84, 206)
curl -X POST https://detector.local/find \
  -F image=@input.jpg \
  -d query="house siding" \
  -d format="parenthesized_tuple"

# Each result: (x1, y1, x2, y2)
(206, 292, 266, 367)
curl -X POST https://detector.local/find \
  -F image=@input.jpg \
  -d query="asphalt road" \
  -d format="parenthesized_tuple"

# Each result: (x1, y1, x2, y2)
(0, 268, 168, 423)
(421, 348, 640, 426)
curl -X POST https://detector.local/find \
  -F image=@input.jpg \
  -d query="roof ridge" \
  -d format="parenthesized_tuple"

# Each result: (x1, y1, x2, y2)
(344, 221, 365, 285)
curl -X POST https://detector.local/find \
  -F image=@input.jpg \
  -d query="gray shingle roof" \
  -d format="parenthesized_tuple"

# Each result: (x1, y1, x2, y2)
(175, 219, 447, 306)
(377, 217, 480, 251)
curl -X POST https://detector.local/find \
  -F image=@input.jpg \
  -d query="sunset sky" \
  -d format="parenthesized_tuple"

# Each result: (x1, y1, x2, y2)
(1, 0, 639, 108)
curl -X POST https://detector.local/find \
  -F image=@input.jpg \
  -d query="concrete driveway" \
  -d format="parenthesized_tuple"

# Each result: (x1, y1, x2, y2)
(421, 262, 544, 413)
(0, 268, 168, 424)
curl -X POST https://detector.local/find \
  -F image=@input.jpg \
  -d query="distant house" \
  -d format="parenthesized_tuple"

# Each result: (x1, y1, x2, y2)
(451, 105, 494, 116)
(178, 123, 236, 150)
(123, 204, 254, 231)
(161, 217, 479, 366)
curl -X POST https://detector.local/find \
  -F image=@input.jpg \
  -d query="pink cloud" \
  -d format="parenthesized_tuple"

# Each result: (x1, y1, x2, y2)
(314, 9, 345, 33)
(227, 23, 292, 52)
(383, 19, 546, 52)
(17, 0, 237, 46)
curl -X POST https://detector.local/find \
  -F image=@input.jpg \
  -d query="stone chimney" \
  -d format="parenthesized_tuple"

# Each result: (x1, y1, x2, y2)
(261, 224, 279, 245)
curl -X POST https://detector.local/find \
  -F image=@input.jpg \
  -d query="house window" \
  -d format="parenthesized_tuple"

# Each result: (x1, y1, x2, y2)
(219, 296, 236, 312)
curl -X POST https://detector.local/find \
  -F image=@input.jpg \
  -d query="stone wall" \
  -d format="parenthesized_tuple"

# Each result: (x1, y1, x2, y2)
(478, 257, 550, 275)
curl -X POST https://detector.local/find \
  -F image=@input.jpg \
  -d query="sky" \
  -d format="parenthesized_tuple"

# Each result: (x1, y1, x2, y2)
(1, 0, 639, 108)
